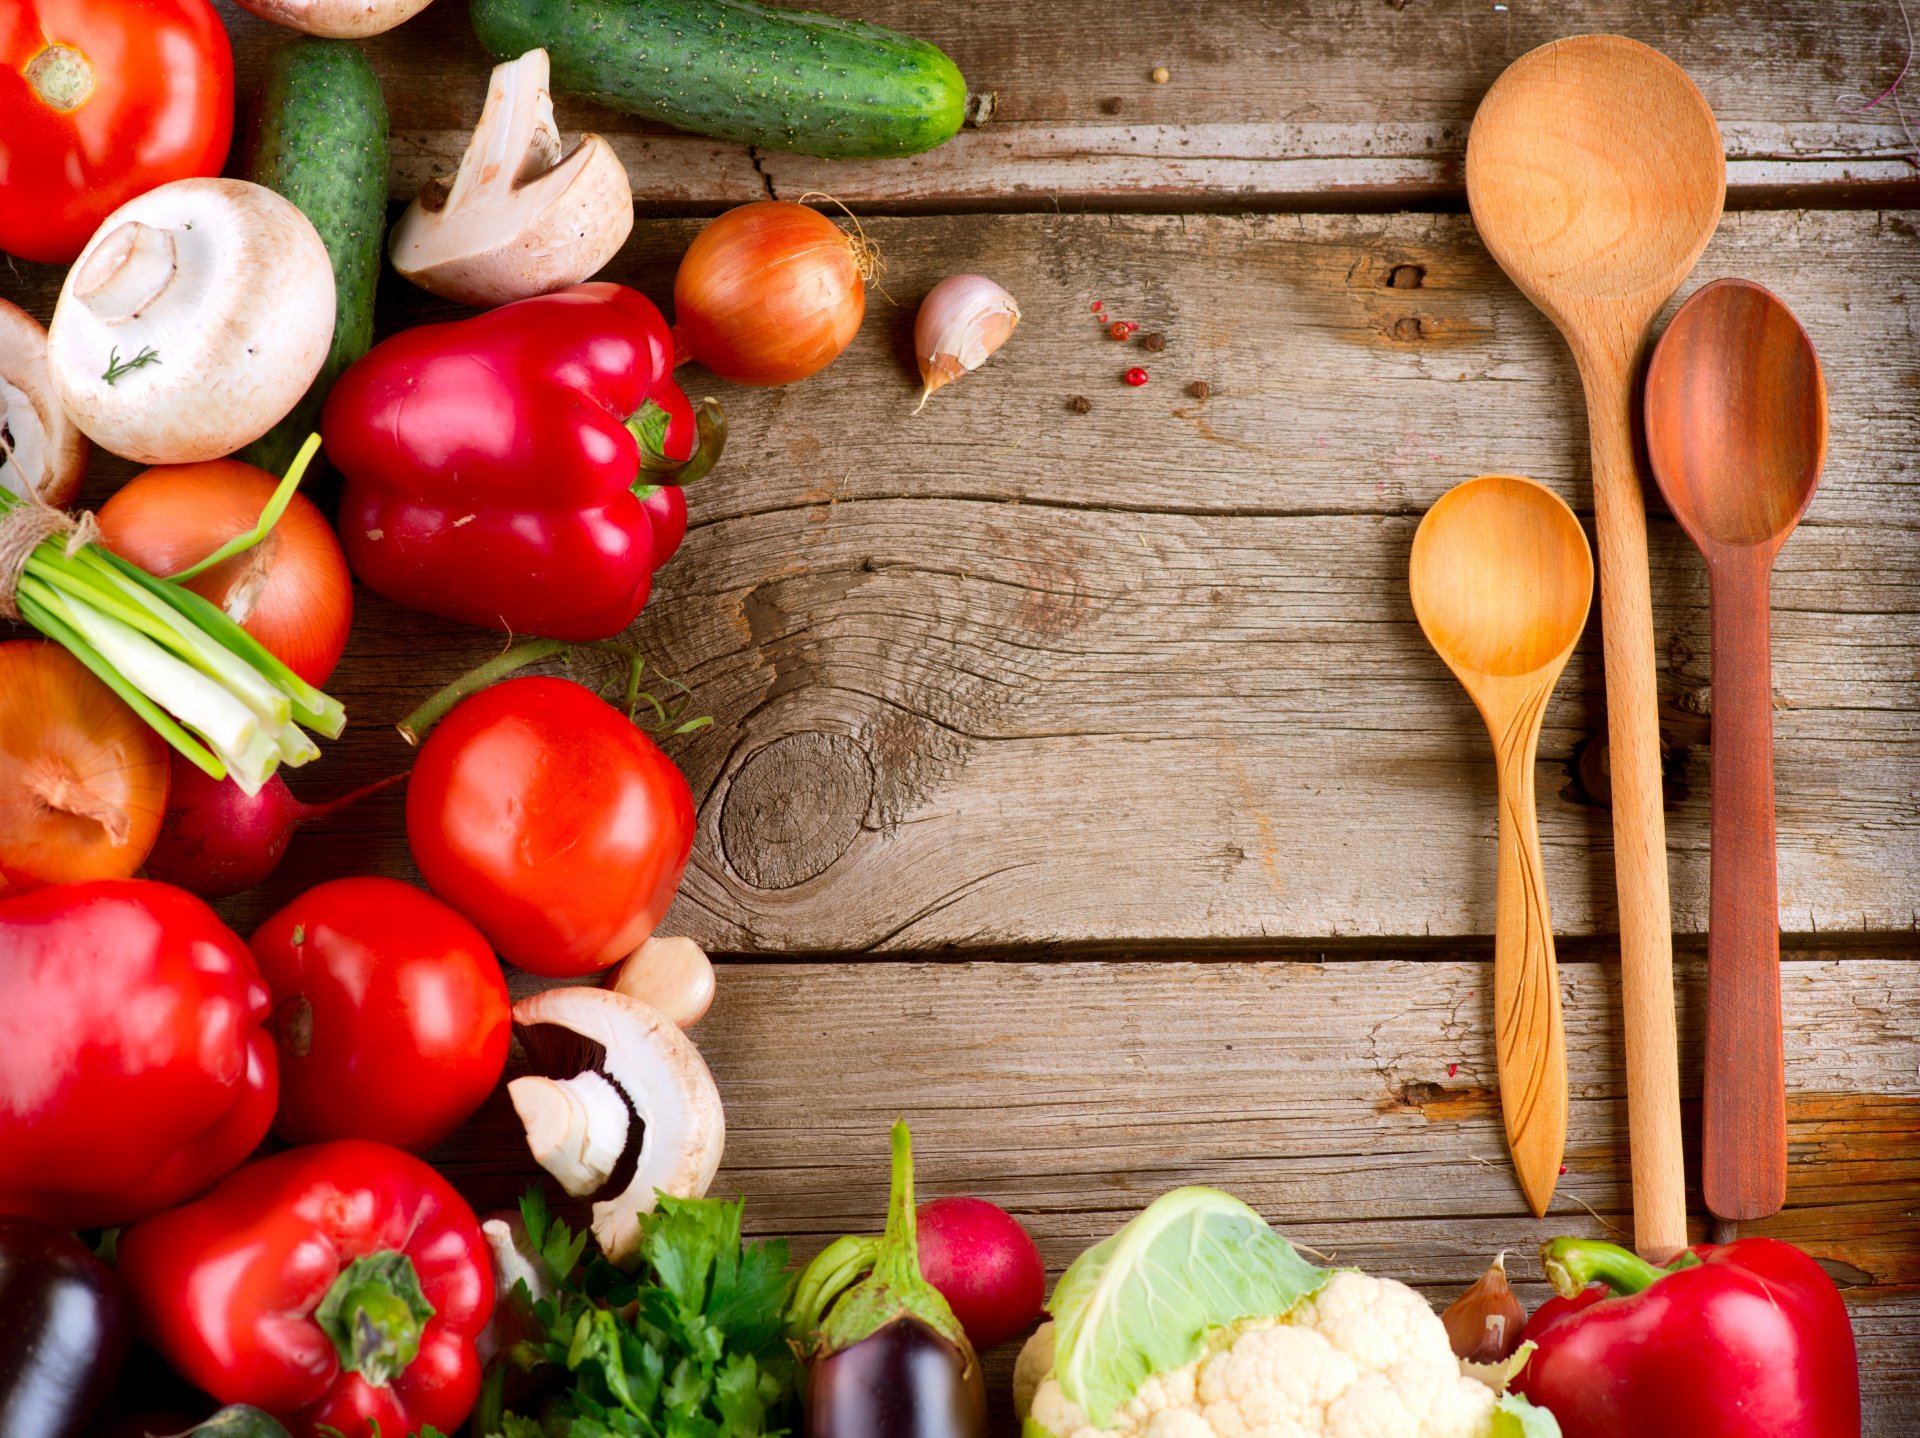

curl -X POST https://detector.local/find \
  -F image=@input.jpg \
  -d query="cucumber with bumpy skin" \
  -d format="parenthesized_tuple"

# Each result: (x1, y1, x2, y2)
(470, 0, 991, 160)
(242, 40, 389, 477)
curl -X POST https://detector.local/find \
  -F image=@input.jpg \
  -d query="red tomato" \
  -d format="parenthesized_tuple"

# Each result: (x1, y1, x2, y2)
(249, 877, 510, 1153)
(0, 0, 234, 264)
(406, 677, 695, 978)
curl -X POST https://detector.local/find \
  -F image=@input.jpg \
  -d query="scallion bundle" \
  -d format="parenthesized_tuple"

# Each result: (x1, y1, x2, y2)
(0, 435, 344, 795)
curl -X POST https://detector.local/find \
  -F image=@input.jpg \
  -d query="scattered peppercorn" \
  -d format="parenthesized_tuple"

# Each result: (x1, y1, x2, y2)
(1558, 1164, 1569, 1176)
(1151, 66, 1170, 83)
(1188, 379, 1211, 399)
(1091, 300, 1104, 312)
(1108, 320, 1131, 340)
(1139, 331, 1166, 352)
(1068, 395, 1091, 413)
(1124, 367, 1149, 387)
(1447, 1063, 1458, 1078)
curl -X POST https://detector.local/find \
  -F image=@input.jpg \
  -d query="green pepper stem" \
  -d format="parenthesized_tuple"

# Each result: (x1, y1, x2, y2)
(395, 638, 644, 743)
(1539, 1237, 1702, 1299)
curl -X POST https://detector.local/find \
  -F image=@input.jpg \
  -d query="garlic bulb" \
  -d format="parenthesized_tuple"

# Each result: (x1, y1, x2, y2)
(914, 274, 1019, 412)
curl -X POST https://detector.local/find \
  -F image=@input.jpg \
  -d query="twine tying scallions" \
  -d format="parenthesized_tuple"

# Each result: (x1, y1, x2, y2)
(0, 489, 100, 621)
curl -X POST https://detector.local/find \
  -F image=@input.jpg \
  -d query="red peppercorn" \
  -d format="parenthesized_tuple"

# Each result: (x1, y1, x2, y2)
(1124, 320, 1140, 334)
(1108, 320, 1130, 340)
(1124, 367, 1149, 386)
(1091, 300, 1104, 312)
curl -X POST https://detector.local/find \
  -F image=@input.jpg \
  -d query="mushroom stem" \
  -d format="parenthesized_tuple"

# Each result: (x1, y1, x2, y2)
(75, 222, 178, 325)
(508, 1069, 629, 1197)
(443, 49, 562, 213)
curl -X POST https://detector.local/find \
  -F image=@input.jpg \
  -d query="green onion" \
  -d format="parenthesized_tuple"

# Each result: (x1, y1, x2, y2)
(0, 433, 345, 795)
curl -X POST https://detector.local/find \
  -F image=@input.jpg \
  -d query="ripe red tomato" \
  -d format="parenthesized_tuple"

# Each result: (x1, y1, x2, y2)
(0, 0, 234, 264)
(407, 677, 696, 978)
(249, 877, 510, 1153)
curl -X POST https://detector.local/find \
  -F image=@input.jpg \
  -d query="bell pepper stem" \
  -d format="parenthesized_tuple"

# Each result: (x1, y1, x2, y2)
(1540, 1237, 1703, 1299)
(314, 1250, 436, 1388)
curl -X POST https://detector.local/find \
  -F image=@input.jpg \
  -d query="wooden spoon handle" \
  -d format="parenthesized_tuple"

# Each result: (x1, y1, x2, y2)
(1580, 353, 1688, 1261)
(1493, 692, 1568, 1217)
(1703, 552, 1787, 1220)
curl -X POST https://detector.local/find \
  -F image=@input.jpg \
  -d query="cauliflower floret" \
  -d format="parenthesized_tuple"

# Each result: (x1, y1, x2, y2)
(1019, 1272, 1502, 1438)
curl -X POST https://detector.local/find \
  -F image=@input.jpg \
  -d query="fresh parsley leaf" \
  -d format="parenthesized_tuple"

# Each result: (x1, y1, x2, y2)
(494, 1191, 799, 1438)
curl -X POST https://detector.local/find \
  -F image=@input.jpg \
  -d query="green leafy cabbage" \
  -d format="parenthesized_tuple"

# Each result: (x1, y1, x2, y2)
(1050, 1187, 1329, 1424)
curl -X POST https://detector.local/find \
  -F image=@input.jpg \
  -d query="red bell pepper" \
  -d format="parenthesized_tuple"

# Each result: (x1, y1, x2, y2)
(0, 879, 277, 1229)
(118, 1139, 492, 1438)
(1513, 1235, 1860, 1438)
(322, 282, 723, 640)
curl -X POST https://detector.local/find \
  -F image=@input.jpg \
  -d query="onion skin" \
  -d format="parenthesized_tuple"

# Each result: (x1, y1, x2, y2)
(94, 459, 353, 686)
(0, 642, 170, 895)
(674, 200, 865, 386)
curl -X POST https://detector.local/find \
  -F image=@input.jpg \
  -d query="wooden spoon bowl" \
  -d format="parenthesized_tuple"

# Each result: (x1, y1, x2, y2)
(1412, 474, 1593, 1216)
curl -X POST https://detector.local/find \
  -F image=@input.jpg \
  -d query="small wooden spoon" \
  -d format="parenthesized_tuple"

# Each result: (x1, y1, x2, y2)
(1412, 475, 1593, 1218)
(1467, 34, 1725, 1261)
(1645, 279, 1827, 1222)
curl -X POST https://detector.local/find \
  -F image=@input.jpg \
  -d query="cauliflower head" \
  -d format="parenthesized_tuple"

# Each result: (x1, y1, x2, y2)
(1019, 1270, 1536, 1438)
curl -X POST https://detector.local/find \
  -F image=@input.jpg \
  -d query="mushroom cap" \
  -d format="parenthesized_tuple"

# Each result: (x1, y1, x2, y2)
(231, 0, 437, 39)
(0, 299, 87, 506)
(390, 48, 634, 308)
(48, 178, 336, 466)
(512, 985, 726, 1264)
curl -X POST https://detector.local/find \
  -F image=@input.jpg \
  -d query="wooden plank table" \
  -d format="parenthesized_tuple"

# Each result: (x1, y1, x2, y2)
(6, 0, 1917, 1429)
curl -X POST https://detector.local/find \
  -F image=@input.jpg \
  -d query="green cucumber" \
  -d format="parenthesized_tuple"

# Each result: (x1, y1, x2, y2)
(470, 0, 991, 160)
(242, 39, 389, 476)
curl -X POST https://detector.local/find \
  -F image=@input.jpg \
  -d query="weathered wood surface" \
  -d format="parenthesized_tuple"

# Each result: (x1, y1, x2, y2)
(212, 0, 1920, 211)
(12, 209, 1914, 949)
(424, 955, 1920, 1432)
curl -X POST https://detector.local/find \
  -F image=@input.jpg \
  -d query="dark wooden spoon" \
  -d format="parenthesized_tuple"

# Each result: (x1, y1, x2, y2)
(1645, 278, 1828, 1222)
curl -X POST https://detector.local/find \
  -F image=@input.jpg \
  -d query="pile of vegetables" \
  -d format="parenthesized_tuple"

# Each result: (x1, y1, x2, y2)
(0, 6, 1862, 1438)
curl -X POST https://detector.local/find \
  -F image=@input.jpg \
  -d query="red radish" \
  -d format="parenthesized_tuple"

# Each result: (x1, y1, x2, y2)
(143, 752, 405, 899)
(640, 484, 689, 571)
(916, 1196, 1046, 1351)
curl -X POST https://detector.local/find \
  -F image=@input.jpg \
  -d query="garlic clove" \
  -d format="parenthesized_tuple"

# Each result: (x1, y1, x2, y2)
(1442, 1252, 1529, 1364)
(913, 274, 1020, 412)
(606, 935, 715, 1029)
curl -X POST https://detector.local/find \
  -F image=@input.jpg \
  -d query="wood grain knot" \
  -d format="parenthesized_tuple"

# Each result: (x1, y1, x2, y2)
(720, 733, 873, 891)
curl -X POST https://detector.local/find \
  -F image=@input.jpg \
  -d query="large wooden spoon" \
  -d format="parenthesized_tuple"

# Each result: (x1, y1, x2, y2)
(1412, 475, 1593, 1217)
(1645, 279, 1827, 1222)
(1467, 34, 1725, 1261)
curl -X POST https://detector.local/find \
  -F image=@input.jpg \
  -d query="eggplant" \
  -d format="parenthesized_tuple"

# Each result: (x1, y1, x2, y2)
(792, 1124, 987, 1438)
(0, 1217, 130, 1438)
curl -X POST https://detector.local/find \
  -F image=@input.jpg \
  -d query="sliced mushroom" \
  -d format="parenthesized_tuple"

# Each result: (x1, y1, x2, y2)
(510, 986, 725, 1264)
(606, 936, 715, 1029)
(230, 0, 436, 38)
(389, 48, 633, 307)
(0, 300, 88, 506)
(47, 179, 335, 465)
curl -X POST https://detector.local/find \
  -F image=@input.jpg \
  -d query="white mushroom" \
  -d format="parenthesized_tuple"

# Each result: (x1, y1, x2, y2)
(389, 48, 633, 307)
(47, 179, 335, 465)
(0, 300, 87, 506)
(510, 986, 725, 1264)
(229, 0, 436, 39)
(606, 935, 716, 1029)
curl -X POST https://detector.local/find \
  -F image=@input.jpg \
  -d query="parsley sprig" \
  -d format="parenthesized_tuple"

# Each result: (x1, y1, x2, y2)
(482, 1189, 800, 1438)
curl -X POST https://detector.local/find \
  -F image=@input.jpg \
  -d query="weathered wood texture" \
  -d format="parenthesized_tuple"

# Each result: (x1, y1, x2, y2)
(211, 0, 1920, 211)
(425, 955, 1920, 1433)
(12, 209, 1914, 950)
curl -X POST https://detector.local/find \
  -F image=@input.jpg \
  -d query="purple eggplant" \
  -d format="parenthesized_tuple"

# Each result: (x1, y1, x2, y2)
(0, 1217, 130, 1438)
(792, 1124, 987, 1438)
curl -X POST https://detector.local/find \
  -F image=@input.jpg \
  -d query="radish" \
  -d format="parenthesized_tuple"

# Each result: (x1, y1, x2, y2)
(143, 752, 405, 899)
(916, 1195, 1047, 1351)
